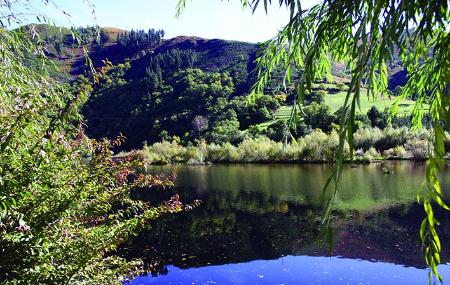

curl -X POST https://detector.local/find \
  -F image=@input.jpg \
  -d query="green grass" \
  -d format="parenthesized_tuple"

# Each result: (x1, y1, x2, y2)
(275, 92, 422, 120)
(324, 91, 418, 114)
(275, 105, 296, 120)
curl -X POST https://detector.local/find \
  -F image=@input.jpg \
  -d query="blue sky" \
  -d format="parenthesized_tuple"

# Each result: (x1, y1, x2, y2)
(33, 0, 318, 43)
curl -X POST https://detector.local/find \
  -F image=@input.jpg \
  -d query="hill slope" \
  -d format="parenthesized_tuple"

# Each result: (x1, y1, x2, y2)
(28, 24, 414, 149)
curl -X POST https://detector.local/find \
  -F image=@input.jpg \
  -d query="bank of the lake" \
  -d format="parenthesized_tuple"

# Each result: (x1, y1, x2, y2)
(125, 128, 450, 165)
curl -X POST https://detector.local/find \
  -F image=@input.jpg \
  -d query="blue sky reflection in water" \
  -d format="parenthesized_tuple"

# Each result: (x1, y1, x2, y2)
(124, 162, 450, 285)
(128, 255, 450, 285)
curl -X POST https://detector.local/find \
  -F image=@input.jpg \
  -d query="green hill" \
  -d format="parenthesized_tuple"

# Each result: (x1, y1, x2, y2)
(23, 24, 417, 150)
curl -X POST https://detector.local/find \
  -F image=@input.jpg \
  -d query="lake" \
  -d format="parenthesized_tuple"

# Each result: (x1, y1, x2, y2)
(124, 161, 450, 285)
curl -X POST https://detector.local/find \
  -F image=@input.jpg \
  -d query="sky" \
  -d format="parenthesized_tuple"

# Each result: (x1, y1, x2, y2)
(29, 0, 318, 43)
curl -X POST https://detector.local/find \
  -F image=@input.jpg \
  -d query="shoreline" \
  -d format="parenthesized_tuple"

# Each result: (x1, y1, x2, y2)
(135, 157, 438, 166)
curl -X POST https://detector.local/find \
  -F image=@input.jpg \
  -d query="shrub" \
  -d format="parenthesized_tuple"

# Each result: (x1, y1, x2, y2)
(393, 146, 408, 158)
(367, 106, 387, 129)
(382, 146, 408, 159)
(354, 128, 383, 151)
(300, 130, 350, 161)
(374, 127, 410, 151)
(184, 146, 204, 163)
(274, 93, 287, 103)
(147, 140, 186, 164)
(309, 90, 327, 104)
(206, 143, 240, 162)
(336, 82, 347, 91)
(304, 102, 336, 133)
(237, 137, 279, 162)
(280, 143, 304, 161)
(265, 120, 288, 141)
(318, 83, 327, 90)
(383, 148, 395, 158)
(0, 25, 195, 284)
(445, 132, 450, 154)
(405, 139, 429, 161)
(363, 147, 381, 161)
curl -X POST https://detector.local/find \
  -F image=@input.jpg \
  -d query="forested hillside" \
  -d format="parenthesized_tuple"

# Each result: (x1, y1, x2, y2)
(30, 24, 416, 150)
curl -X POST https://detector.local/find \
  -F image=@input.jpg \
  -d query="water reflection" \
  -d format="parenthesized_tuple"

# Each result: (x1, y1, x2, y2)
(129, 256, 450, 285)
(124, 162, 450, 284)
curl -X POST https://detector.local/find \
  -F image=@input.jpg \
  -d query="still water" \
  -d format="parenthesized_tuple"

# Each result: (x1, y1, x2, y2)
(125, 161, 450, 284)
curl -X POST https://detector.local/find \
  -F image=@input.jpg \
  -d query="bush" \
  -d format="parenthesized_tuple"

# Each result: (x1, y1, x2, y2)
(146, 141, 186, 164)
(393, 146, 408, 158)
(405, 139, 429, 161)
(0, 25, 193, 284)
(308, 90, 327, 104)
(363, 147, 381, 161)
(265, 120, 288, 141)
(445, 132, 450, 155)
(367, 106, 387, 129)
(237, 137, 282, 162)
(336, 82, 347, 91)
(318, 83, 327, 90)
(274, 93, 287, 103)
(300, 129, 348, 161)
(374, 127, 410, 151)
(384, 146, 409, 159)
(304, 102, 336, 133)
(184, 146, 205, 163)
(137, 128, 434, 164)
(354, 128, 383, 151)
(206, 143, 240, 162)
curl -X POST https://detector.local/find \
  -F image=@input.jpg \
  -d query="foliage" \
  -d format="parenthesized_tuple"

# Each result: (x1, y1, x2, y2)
(117, 29, 165, 50)
(335, 82, 346, 91)
(84, 64, 284, 148)
(264, 119, 288, 141)
(137, 126, 431, 164)
(303, 103, 336, 133)
(0, 8, 199, 283)
(367, 106, 388, 129)
(306, 90, 326, 104)
(231, 94, 280, 129)
(405, 139, 430, 161)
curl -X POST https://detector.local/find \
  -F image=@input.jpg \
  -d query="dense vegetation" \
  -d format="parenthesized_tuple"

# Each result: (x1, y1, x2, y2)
(3, 0, 447, 281)
(0, 14, 202, 285)
(135, 127, 450, 165)
(116, 29, 165, 50)
(28, 23, 424, 152)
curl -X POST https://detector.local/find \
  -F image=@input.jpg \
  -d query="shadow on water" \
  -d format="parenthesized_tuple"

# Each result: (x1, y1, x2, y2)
(122, 161, 450, 284)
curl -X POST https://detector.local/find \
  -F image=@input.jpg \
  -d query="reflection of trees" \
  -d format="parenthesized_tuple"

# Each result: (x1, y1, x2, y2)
(120, 204, 322, 276)
(332, 204, 450, 268)
(120, 201, 450, 277)
(127, 163, 450, 276)
(149, 162, 448, 212)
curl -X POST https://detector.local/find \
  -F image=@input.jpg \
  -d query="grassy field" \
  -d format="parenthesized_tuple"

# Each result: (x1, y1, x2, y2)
(275, 92, 420, 120)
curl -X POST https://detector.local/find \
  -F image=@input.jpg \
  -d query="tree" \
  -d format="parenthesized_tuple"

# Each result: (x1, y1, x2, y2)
(231, 94, 280, 129)
(207, 109, 241, 144)
(0, 2, 200, 284)
(304, 102, 336, 133)
(367, 106, 387, 129)
(265, 119, 288, 141)
(307, 90, 326, 104)
(177, 0, 449, 281)
(99, 28, 110, 44)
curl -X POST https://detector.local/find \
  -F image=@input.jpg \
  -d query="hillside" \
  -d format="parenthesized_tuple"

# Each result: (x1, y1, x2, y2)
(25, 24, 416, 150)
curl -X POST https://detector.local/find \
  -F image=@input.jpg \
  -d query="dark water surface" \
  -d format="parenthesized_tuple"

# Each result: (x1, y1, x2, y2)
(125, 161, 450, 284)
